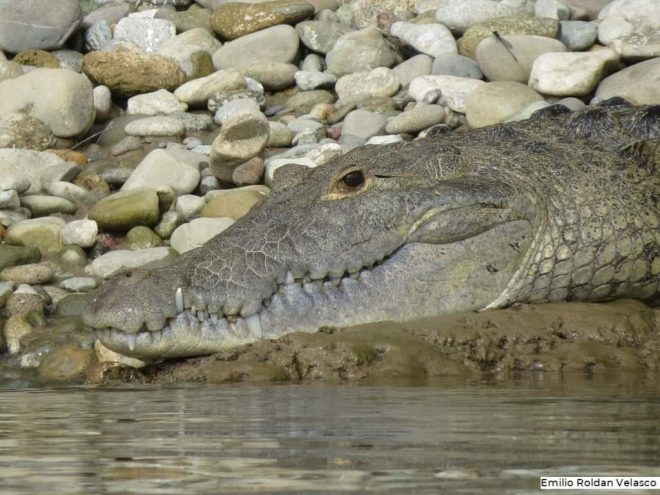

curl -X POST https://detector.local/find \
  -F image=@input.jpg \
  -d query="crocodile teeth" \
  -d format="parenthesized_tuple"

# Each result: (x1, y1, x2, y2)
(245, 315, 261, 336)
(126, 333, 136, 351)
(175, 287, 184, 313)
(284, 271, 295, 284)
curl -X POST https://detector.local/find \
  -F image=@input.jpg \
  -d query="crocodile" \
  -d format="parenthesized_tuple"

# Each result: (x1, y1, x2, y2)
(84, 99, 660, 359)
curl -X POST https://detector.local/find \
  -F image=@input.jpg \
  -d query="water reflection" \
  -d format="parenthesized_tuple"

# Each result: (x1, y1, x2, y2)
(1, 373, 659, 494)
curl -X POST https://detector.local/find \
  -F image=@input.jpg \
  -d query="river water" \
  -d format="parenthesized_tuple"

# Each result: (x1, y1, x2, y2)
(1, 373, 659, 494)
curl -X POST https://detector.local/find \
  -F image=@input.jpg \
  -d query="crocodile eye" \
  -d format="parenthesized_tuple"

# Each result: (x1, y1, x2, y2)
(340, 170, 365, 189)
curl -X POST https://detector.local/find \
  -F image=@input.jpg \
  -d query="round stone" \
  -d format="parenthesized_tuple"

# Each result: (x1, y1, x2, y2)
(113, 17, 177, 53)
(0, 263, 54, 285)
(127, 89, 188, 115)
(124, 116, 186, 137)
(284, 90, 336, 113)
(295, 70, 337, 91)
(593, 57, 660, 105)
(431, 54, 483, 79)
(390, 21, 457, 58)
(19, 195, 76, 217)
(326, 27, 397, 77)
(13, 50, 60, 68)
(201, 188, 266, 220)
(174, 194, 206, 220)
(212, 25, 300, 69)
(4, 217, 65, 254)
(174, 69, 246, 107)
(62, 219, 98, 248)
(157, 28, 221, 77)
(296, 20, 350, 54)
(126, 226, 163, 250)
(340, 109, 388, 146)
(435, 0, 534, 33)
(60, 277, 97, 292)
(465, 81, 545, 128)
(239, 62, 298, 91)
(91, 247, 178, 279)
(408, 75, 485, 113)
(335, 67, 400, 100)
(385, 104, 445, 134)
(88, 188, 161, 231)
(122, 148, 205, 196)
(232, 157, 265, 186)
(169, 217, 235, 254)
(560, 20, 598, 51)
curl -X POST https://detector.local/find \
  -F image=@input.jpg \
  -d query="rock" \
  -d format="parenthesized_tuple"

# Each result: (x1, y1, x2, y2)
(88, 188, 161, 231)
(38, 346, 95, 382)
(54, 292, 88, 317)
(0, 245, 41, 271)
(326, 27, 398, 77)
(211, 0, 314, 40)
(208, 87, 266, 112)
(4, 315, 32, 355)
(0, 190, 20, 209)
(5, 284, 45, 318)
(0, 112, 55, 150)
(157, 28, 222, 77)
(267, 121, 295, 147)
(390, 22, 457, 58)
(85, 20, 113, 51)
(124, 116, 186, 137)
(82, 50, 187, 97)
(476, 35, 568, 83)
(505, 100, 552, 122)
(156, 4, 212, 33)
(349, 0, 416, 29)
(0, 69, 95, 138)
(114, 17, 177, 53)
(431, 54, 483, 79)
(0, 281, 14, 307)
(559, 20, 598, 51)
(122, 148, 205, 195)
(535, 0, 571, 19)
(0, 0, 82, 53)
(295, 70, 337, 90)
(232, 157, 265, 185)
(597, 0, 660, 58)
(111, 136, 143, 157)
(214, 98, 262, 125)
(93, 85, 112, 122)
(210, 112, 270, 181)
(60, 277, 97, 292)
(592, 58, 660, 106)
(335, 67, 400, 101)
(408, 75, 485, 112)
(465, 81, 545, 127)
(0, 61, 24, 83)
(385, 104, 445, 134)
(529, 48, 618, 96)
(0, 263, 53, 285)
(174, 68, 246, 106)
(61, 219, 98, 249)
(83, 3, 131, 29)
(434, 0, 534, 33)
(392, 54, 433, 87)
(0, 149, 77, 194)
(301, 53, 324, 72)
(169, 217, 234, 254)
(153, 210, 180, 239)
(19, 195, 76, 217)
(4, 217, 65, 254)
(459, 16, 560, 59)
(201, 188, 265, 220)
(127, 89, 188, 115)
(91, 247, 178, 279)
(169, 111, 215, 132)
(0, 175, 30, 193)
(284, 90, 336, 113)
(174, 194, 206, 220)
(239, 62, 298, 91)
(296, 20, 350, 54)
(53, 49, 84, 72)
(341, 109, 388, 145)
(125, 226, 162, 250)
(94, 340, 146, 368)
(13, 50, 60, 68)
(212, 25, 300, 69)
(264, 143, 340, 184)
(46, 181, 89, 203)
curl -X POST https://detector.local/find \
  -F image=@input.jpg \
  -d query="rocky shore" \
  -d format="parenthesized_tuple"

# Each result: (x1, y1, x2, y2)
(0, 0, 658, 385)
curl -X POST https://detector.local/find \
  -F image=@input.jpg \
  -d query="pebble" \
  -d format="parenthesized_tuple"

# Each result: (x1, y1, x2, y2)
(90, 247, 178, 279)
(340, 109, 388, 147)
(335, 67, 400, 100)
(38, 346, 94, 382)
(4, 217, 65, 254)
(174, 69, 246, 106)
(431, 54, 483, 79)
(20, 195, 76, 217)
(285, 90, 336, 113)
(409, 75, 485, 113)
(326, 27, 397, 77)
(0, 263, 54, 285)
(295, 71, 337, 91)
(114, 17, 177, 53)
(559, 20, 598, 51)
(0, 190, 20, 209)
(390, 22, 457, 58)
(4, 315, 33, 355)
(88, 188, 160, 232)
(212, 25, 300, 69)
(233, 157, 265, 186)
(124, 116, 186, 137)
(535, 0, 571, 19)
(175, 194, 206, 220)
(154, 210, 180, 239)
(61, 219, 98, 249)
(593, 58, 660, 105)
(296, 20, 350, 54)
(240, 62, 298, 91)
(126, 226, 163, 250)
(169, 217, 235, 254)
(435, 0, 533, 32)
(60, 277, 97, 292)
(214, 99, 262, 125)
(157, 28, 221, 77)
(0, 112, 54, 151)
(529, 48, 618, 96)
(93, 85, 113, 122)
(201, 188, 266, 220)
(465, 81, 545, 127)
(85, 20, 113, 51)
(111, 136, 143, 157)
(597, 0, 660, 58)
(385, 104, 445, 134)
(127, 89, 188, 115)
(267, 122, 296, 147)
(46, 181, 90, 203)
(169, 112, 215, 132)
(0, 149, 72, 194)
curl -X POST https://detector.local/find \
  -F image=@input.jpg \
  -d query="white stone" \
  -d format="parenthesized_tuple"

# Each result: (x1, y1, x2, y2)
(90, 247, 178, 279)
(61, 219, 98, 248)
(121, 148, 204, 195)
(127, 89, 188, 115)
(534, 0, 570, 19)
(174, 194, 206, 221)
(93, 85, 112, 122)
(408, 75, 485, 112)
(593, 58, 660, 106)
(0, 149, 72, 195)
(157, 28, 221, 76)
(529, 49, 619, 97)
(294, 71, 337, 91)
(390, 22, 457, 58)
(434, 0, 534, 33)
(0, 189, 19, 208)
(598, 0, 660, 57)
(124, 116, 186, 137)
(114, 17, 176, 53)
(60, 276, 97, 292)
(169, 217, 235, 254)
(335, 67, 400, 100)
(174, 69, 246, 106)
(213, 98, 262, 126)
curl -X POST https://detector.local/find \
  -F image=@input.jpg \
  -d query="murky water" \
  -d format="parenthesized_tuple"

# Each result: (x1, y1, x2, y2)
(1, 373, 660, 494)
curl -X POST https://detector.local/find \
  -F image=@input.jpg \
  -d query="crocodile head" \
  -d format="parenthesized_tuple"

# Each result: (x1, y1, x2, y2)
(84, 137, 539, 358)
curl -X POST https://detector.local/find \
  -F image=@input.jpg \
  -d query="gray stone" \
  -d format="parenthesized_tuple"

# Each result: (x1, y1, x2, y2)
(212, 25, 300, 69)
(169, 217, 234, 254)
(385, 104, 445, 134)
(295, 70, 337, 90)
(153, 210, 180, 239)
(20, 195, 76, 217)
(0, 68, 95, 138)
(284, 90, 336, 113)
(85, 20, 113, 51)
(239, 62, 298, 91)
(4, 217, 65, 254)
(61, 219, 98, 248)
(175, 194, 206, 220)
(157, 28, 222, 77)
(114, 17, 177, 53)
(301, 53, 324, 72)
(0, 61, 24, 83)
(335, 67, 399, 100)
(340, 109, 388, 146)
(82, 3, 131, 29)
(208, 88, 266, 112)
(210, 112, 270, 181)
(296, 20, 350, 54)
(0, 263, 53, 285)
(434, 0, 534, 33)
(52, 49, 84, 72)
(390, 22, 457, 58)
(326, 27, 398, 77)
(0, 149, 72, 195)
(46, 181, 89, 203)
(476, 34, 568, 83)
(174, 69, 246, 106)
(267, 121, 295, 147)
(232, 157, 265, 186)
(593, 58, 660, 106)
(111, 136, 143, 157)
(0, 190, 19, 209)
(0, 0, 82, 53)
(155, 4, 212, 33)
(0, 245, 40, 271)
(0, 112, 55, 150)
(392, 54, 433, 87)
(90, 247, 178, 279)
(121, 148, 205, 195)
(465, 81, 545, 127)
(408, 75, 485, 113)
(127, 89, 188, 115)
(535, 0, 571, 19)
(560, 20, 598, 51)
(431, 54, 483, 79)
(93, 85, 113, 122)
(124, 116, 186, 137)
(214, 98, 262, 125)
(60, 277, 97, 292)
(168, 111, 215, 132)
(597, 0, 660, 58)
(0, 175, 30, 194)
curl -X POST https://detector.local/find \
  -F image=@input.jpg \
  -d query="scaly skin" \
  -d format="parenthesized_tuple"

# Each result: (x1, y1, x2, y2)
(84, 100, 660, 358)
